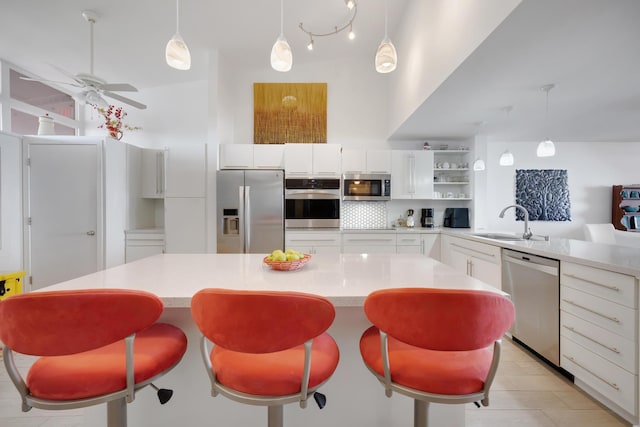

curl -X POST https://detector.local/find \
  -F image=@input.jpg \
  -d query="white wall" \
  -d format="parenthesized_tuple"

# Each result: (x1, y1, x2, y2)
(478, 140, 640, 239)
(223, 56, 391, 149)
(0, 132, 22, 271)
(388, 0, 521, 134)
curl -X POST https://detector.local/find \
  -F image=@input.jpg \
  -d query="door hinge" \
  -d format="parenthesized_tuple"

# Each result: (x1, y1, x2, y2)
(26, 157, 31, 166)
(27, 217, 32, 225)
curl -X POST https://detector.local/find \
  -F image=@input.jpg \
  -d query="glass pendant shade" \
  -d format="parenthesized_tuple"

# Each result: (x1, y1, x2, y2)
(165, 34, 191, 70)
(537, 139, 556, 157)
(271, 35, 293, 72)
(499, 150, 514, 166)
(473, 158, 486, 171)
(375, 37, 397, 73)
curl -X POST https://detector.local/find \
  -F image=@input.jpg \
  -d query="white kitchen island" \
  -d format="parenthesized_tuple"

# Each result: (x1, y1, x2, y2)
(40, 253, 503, 427)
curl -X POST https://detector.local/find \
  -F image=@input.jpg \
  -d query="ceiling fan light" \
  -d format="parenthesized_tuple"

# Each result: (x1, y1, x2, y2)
(166, 34, 191, 70)
(375, 37, 397, 73)
(473, 158, 486, 171)
(537, 139, 556, 157)
(271, 35, 292, 72)
(499, 150, 514, 166)
(82, 90, 108, 108)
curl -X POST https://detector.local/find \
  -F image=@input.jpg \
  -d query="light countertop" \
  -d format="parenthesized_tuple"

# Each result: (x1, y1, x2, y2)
(41, 253, 502, 308)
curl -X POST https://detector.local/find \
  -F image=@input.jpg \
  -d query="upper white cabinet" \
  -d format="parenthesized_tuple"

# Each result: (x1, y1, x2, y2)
(141, 149, 165, 199)
(342, 149, 391, 174)
(391, 150, 434, 199)
(219, 144, 284, 169)
(284, 143, 341, 177)
(165, 144, 206, 198)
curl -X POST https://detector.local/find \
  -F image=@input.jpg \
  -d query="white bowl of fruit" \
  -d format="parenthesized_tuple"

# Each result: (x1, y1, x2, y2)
(263, 249, 311, 271)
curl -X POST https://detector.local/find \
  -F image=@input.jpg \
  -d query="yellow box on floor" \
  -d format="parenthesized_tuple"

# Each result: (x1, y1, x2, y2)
(0, 271, 26, 301)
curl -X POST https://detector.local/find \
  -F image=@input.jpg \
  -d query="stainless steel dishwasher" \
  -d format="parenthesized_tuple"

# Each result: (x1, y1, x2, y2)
(502, 248, 561, 367)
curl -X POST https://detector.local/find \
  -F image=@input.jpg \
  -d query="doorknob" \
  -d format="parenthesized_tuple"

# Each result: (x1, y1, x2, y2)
(86, 231, 96, 236)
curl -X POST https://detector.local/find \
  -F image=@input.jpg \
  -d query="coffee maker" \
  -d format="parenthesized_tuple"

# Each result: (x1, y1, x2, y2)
(421, 208, 434, 228)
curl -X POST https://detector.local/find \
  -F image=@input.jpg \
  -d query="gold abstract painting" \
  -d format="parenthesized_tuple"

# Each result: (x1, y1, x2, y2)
(254, 83, 327, 144)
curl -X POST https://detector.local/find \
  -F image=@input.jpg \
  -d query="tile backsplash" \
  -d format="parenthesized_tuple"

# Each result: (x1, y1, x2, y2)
(342, 202, 388, 229)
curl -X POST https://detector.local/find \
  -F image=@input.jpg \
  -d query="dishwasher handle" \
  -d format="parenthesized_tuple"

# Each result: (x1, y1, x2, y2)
(503, 253, 559, 276)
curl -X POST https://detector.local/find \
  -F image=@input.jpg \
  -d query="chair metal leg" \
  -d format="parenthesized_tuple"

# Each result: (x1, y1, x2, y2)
(414, 399, 429, 427)
(107, 398, 127, 427)
(268, 405, 283, 427)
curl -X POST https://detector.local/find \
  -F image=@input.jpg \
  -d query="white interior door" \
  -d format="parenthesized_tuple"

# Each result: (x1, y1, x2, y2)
(27, 143, 100, 289)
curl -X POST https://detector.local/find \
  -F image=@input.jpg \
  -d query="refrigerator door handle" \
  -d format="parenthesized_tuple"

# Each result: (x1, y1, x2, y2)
(238, 186, 245, 252)
(245, 186, 251, 251)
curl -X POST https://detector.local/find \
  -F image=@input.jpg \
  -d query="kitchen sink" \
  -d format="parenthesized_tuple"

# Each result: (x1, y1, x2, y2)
(471, 232, 525, 241)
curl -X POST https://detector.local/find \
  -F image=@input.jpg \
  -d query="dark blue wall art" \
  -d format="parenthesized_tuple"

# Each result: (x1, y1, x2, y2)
(515, 169, 571, 221)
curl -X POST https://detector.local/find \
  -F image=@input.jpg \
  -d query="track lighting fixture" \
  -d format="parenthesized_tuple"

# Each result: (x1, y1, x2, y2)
(299, 0, 357, 52)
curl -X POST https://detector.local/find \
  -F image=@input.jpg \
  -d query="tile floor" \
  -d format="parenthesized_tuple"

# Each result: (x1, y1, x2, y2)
(0, 338, 631, 427)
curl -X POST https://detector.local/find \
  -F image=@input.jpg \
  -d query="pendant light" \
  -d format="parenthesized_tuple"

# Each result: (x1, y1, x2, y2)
(499, 106, 514, 166)
(472, 121, 486, 171)
(499, 150, 514, 166)
(537, 84, 556, 157)
(375, 0, 397, 73)
(271, 0, 292, 72)
(165, 0, 191, 70)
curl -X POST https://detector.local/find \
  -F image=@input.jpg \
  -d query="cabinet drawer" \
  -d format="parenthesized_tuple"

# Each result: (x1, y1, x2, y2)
(561, 311, 636, 373)
(396, 235, 421, 246)
(446, 236, 501, 264)
(561, 262, 637, 309)
(561, 336, 637, 415)
(342, 233, 397, 246)
(285, 232, 341, 247)
(561, 286, 636, 340)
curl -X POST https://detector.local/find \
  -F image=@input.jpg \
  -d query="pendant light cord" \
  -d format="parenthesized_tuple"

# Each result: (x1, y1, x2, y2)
(280, 0, 284, 36)
(176, 0, 180, 34)
(384, 0, 389, 37)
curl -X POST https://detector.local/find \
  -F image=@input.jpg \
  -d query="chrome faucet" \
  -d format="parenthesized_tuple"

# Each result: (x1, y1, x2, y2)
(499, 204, 533, 240)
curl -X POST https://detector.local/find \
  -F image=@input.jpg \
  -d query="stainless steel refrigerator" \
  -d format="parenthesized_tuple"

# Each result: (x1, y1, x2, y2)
(216, 170, 284, 253)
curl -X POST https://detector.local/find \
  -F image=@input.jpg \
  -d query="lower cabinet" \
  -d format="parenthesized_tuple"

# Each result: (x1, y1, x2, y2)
(342, 232, 397, 254)
(560, 261, 638, 422)
(125, 230, 165, 263)
(396, 234, 421, 254)
(285, 231, 341, 254)
(440, 235, 502, 289)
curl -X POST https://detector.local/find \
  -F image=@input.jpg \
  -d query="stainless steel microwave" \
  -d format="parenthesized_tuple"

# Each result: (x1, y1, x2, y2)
(342, 174, 391, 201)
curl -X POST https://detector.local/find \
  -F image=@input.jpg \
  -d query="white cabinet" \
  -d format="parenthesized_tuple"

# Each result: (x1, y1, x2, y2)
(396, 233, 421, 254)
(165, 144, 206, 198)
(284, 143, 341, 177)
(421, 233, 441, 260)
(440, 235, 501, 289)
(560, 261, 638, 420)
(219, 144, 253, 169)
(433, 150, 471, 200)
(342, 149, 391, 174)
(391, 150, 434, 199)
(285, 230, 341, 254)
(125, 229, 165, 263)
(219, 144, 284, 169)
(141, 149, 165, 198)
(342, 232, 396, 254)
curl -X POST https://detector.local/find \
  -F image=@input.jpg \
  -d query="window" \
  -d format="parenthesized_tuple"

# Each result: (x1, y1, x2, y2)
(0, 61, 80, 135)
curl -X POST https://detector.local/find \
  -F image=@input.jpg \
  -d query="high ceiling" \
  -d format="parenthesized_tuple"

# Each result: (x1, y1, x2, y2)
(1, 0, 639, 143)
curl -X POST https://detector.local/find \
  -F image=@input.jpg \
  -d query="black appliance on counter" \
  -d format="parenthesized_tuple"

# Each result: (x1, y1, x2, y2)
(443, 208, 470, 228)
(420, 208, 434, 228)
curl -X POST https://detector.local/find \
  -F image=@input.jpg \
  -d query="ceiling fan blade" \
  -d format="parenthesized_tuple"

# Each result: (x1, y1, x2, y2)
(19, 76, 82, 88)
(103, 91, 147, 110)
(99, 83, 138, 92)
(48, 63, 86, 86)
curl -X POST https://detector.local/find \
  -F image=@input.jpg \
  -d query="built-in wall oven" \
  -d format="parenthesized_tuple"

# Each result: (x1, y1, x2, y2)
(285, 177, 340, 228)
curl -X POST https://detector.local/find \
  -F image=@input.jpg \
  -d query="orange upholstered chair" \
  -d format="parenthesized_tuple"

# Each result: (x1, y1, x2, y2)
(360, 288, 515, 427)
(191, 288, 340, 427)
(0, 289, 188, 427)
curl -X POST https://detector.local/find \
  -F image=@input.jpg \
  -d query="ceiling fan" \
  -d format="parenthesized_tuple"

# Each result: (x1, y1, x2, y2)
(21, 10, 147, 110)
